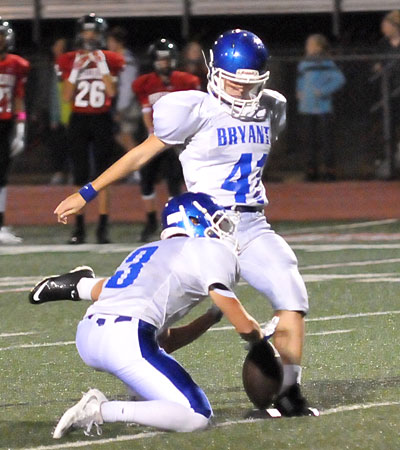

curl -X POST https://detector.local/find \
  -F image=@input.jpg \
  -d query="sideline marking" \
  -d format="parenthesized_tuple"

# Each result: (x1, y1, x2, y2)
(21, 401, 400, 450)
(281, 219, 399, 235)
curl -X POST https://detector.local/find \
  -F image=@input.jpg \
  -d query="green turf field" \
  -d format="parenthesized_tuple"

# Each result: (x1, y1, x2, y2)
(1, 220, 399, 449)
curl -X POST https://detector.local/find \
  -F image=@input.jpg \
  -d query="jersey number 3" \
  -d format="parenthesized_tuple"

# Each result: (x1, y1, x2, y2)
(105, 246, 158, 289)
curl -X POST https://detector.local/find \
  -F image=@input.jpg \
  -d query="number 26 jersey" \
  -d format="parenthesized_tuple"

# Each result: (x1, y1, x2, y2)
(153, 90, 286, 207)
(56, 50, 124, 114)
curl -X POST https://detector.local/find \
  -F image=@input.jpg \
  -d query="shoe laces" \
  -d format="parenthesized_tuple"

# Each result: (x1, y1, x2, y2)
(83, 420, 103, 437)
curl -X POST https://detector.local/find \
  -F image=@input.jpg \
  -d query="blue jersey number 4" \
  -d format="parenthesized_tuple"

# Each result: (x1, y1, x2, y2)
(105, 246, 158, 289)
(221, 153, 267, 203)
(221, 153, 252, 203)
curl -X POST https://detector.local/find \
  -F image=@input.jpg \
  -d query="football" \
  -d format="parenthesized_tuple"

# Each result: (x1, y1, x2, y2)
(242, 339, 284, 409)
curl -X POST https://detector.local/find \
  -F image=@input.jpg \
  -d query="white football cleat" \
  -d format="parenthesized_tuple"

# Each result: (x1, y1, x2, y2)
(0, 226, 22, 244)
(53, 388, 107, 439)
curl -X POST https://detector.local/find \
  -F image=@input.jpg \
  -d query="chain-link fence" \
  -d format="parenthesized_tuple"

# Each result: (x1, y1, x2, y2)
(264, 53, 400, 181)
(10, 51, 400, 183)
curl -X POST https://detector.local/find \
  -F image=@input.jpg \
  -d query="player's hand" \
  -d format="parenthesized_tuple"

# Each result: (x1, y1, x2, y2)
(206, 304, 223, 323)
(72, 52, 91, 71)
(89, 50, 106, 64)
(90, 50, 110, 76)
(54, 193, 86, 224)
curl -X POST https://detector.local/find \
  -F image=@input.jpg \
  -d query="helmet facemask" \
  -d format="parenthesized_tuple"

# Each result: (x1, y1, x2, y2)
(207, 49, 270, 119)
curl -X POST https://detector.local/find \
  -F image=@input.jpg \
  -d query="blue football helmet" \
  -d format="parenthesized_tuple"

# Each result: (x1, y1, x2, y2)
(207, 29, 270, 118)
(161, 192, 237, 249)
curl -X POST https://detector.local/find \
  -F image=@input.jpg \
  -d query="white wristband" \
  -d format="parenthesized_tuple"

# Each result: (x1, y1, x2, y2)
(68, 68, 79, 84)
(15, 121, 25, 139)
(98, 60, 110, 76)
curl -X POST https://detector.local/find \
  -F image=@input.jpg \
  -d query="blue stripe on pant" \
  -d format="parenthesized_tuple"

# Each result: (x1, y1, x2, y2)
(137, 319, 212, 418)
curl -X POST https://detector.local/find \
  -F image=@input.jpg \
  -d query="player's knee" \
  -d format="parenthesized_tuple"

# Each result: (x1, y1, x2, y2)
(178, 410, 210, 432)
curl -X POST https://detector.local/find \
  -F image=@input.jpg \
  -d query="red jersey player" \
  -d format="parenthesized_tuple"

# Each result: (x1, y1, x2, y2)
(0, 18, 29, 244)
(56, 13, 124, 244)
(132, 38, 200, 242)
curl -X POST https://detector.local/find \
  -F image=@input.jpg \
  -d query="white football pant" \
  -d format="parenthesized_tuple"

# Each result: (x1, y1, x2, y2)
(76, 315, 211, 432)
(233, 211, 309, 313)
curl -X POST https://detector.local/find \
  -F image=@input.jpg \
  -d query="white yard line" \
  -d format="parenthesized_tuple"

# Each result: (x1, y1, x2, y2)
(292, 244, 400, 252)
(21, 400, 400, 450)
(0, 287, 31, 294)
(302, 272, 399, 282)
(0, 341, 75, 352)
(320, 401, 400, 415)
(2, 311, 398, 344)
(0, 330, 353, 351)
(0, 331, 37, 338)
(0, 244, 135, 256)
(281, 219, 399, 235)
(301, 257, 400, 270)
(307, 329, 353, 336)
(306, 310, 400, 322)
(211, 310, 400, 331)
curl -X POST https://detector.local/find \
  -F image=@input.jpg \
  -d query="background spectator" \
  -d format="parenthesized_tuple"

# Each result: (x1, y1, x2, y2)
(48, 37, 72, 185)
(182, 41, 208, 91)
(296, 33, 345, 181)
(106, 27, 141, 155)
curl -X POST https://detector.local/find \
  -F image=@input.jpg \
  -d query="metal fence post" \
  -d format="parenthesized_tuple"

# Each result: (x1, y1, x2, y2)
(381, 65, 394, 179)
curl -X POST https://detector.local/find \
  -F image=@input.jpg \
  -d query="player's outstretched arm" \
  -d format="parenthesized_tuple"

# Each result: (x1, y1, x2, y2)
(54, 135, 168, 223)
(209, 289, 264, 343)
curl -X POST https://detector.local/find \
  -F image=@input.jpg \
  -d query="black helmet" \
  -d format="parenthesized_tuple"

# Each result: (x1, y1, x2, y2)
(148, 38, 178, 75)
(76, 13, 107, 51)
(0, 18, 15, 52)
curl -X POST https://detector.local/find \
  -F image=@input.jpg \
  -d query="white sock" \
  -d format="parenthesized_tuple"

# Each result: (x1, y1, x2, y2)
(76, 277, 101, 300)
(0, 187, 7, 212)
(280, 364, 302, 394)
(101, 400, 209, 432)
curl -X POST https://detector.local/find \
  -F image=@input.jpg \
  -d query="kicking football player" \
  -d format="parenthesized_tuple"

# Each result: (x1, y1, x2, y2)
(133, 38, 200, 242)
(54, 29, 317, 416)
(0, 18, 29, 244)
(33, 192, 271, 438)
(56, 13, 124, 244)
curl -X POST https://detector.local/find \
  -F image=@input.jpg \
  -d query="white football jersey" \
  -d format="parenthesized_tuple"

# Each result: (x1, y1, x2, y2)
(153, 89, 286, 207)
(86, 237, 239, 329)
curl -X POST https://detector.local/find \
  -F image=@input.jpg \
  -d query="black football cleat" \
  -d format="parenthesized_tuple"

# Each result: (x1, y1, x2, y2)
(274, 384, 319, 417)
(68, 230, 86, 245)
(96, 226, 111, 244)
(29, 266, 95, 304)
